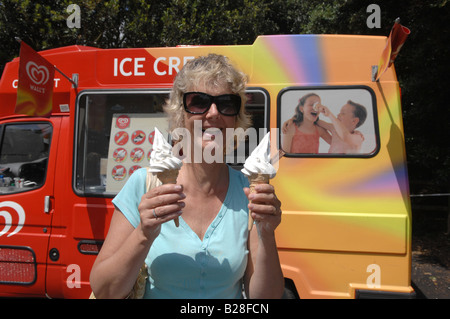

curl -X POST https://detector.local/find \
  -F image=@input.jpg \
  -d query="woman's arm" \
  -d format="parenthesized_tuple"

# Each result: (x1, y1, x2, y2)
(89, 210, 153, 298)
(243, 184, 284, 299)
(89, 184, 185, 298)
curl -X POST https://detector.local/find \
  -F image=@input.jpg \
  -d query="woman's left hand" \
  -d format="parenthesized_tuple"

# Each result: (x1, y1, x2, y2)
(244, 184, 282, 235)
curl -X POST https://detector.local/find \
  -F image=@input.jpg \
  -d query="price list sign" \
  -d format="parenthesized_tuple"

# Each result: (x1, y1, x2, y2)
(106, 113, 168, 192)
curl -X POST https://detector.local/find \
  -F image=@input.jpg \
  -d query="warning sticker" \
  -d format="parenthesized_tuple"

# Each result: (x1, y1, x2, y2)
(106, 113, 168, 192)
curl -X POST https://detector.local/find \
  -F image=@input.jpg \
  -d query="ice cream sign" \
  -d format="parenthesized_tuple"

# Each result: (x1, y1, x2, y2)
(106, 113, 168, 192)
(113, 56, 195, 77)
(97, 50, 195, 84)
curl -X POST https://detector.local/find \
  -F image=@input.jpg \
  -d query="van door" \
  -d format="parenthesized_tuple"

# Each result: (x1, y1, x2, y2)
(0, 117, 60, 297)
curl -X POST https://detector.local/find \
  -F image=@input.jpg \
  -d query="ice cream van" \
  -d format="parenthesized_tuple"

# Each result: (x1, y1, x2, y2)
(0, 34, 414, 298)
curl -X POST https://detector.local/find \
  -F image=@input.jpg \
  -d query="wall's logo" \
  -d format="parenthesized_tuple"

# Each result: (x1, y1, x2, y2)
(26, 61, 51, 85)
(0, 201, 26, 237)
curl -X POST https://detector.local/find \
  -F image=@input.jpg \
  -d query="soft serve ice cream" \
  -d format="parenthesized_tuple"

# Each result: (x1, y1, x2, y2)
(149, 127, 183, 226)
(242, 132, 277, 230)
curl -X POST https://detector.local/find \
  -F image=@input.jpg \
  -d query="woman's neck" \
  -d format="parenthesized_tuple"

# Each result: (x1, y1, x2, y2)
(179, 162, 229, 196)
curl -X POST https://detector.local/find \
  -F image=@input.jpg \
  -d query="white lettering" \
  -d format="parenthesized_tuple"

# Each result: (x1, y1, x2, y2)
(180, 303, 214, 316)
(114, 58, 118, 76)
(366, 264, 381, 288)
(168, 57, 180, 75)
(13, 78, 61, 89)
(111, 56, 194, 78)
(120, 57, 133, 76)
(366, 4, 381, 29)
(66, 264, 81, 288)
(154, 57, 167, 76)
(114, 57, 147, 76)
(66, 4, 81, 29)
(134, 57, 146, 76)
(29, 84, 45, 93)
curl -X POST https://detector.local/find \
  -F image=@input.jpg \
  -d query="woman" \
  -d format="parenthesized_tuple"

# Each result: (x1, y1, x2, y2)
(89, 54, 284, 299)
(282, 93, 331, 153)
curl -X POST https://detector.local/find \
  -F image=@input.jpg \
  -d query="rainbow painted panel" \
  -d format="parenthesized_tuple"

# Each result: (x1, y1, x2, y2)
(128, 36, 413, 296)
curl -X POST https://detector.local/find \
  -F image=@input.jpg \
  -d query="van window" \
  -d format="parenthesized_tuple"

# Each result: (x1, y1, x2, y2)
(75, 91, 169, 195)
(74, 89, 269, 196)
(0, 123, 52, 193)
(227, 89, 269, 167)
(279, 87, 378, 157)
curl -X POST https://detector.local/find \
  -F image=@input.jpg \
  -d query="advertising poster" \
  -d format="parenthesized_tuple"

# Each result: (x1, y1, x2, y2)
(106, 113, 168, 192)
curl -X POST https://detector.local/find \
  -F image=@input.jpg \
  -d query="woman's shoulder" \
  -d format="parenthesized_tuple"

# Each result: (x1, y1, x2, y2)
(114, 167, 147, 198)
(228, 165, 250, 188)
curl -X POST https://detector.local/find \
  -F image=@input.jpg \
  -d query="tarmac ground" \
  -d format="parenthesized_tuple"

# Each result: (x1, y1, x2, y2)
(411, 201, 450, 299)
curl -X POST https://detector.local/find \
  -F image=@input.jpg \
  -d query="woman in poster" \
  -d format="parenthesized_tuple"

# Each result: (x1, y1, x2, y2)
(281, 93, 330, 153)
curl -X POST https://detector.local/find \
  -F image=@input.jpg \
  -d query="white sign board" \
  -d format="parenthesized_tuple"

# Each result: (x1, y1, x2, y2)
(106, 113, 168, 192)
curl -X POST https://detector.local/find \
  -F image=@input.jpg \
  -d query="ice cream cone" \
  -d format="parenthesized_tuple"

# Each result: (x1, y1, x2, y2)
(157, 169, 180, 227)
(248, 173, 270, 231)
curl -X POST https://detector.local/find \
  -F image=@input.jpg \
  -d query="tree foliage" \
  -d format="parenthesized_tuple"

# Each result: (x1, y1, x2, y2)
(0, 0, 449, 193)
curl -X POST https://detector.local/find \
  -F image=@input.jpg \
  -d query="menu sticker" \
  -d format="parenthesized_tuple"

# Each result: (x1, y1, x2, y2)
(106, 113, 168, 192)
(112, 165, 127, 181)
(113, 147, 127, 162)
(131, 130, 146, 145)
(114, 131, 129, 146)
(116, 115, 130, 129)
(130, 147, 145, 163)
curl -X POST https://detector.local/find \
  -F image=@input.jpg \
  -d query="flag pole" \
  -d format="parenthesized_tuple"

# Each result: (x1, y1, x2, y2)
(15, 37, 78, 88)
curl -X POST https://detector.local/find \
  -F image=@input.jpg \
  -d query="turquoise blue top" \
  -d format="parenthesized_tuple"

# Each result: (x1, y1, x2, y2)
(112, 165, 250, 299)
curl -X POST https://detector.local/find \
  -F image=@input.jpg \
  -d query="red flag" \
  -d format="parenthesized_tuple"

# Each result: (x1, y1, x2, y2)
(15, 41, 55, 117)
(375, 19, 410, 81)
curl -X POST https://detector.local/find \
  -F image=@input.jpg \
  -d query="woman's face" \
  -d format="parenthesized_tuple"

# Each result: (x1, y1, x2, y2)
(300, 95, 321, 122)
(183, 83, 237, 156)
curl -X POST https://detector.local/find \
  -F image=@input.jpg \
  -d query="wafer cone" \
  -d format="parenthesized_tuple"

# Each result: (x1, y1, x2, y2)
(248, 173, 270, 231)
(157, 169, 180, 227)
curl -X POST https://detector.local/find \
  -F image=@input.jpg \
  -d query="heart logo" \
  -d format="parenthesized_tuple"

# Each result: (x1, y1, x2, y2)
(26, 61, 50, 85)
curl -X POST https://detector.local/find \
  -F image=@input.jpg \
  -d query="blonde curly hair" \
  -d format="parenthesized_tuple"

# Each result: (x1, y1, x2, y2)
(164, 54, 252, 133)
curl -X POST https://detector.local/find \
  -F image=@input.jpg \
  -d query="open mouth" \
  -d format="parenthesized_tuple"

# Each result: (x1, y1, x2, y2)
(311, 112, 318, 117)
(202, 128, 223, 140)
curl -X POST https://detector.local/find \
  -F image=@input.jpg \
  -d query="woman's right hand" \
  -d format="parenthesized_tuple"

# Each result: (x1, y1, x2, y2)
(137, 184, 185, 240)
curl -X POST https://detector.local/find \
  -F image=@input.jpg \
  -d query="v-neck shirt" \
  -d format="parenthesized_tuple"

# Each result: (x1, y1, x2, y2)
(112, 165, 250, 299)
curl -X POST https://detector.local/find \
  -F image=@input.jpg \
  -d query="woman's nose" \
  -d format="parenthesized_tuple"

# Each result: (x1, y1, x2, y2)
(206, 103, 220, 118)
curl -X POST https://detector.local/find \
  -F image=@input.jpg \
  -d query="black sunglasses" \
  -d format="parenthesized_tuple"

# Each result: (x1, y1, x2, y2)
(183, 92, 241, 116)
